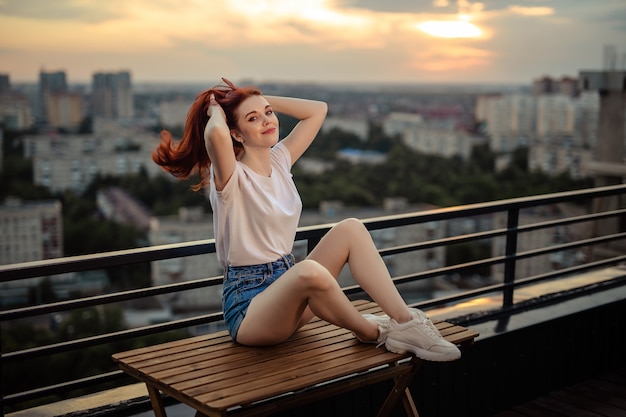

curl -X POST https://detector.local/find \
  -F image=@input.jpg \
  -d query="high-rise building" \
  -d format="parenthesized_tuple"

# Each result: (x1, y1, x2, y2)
(532, 76, 579, 98)
(0, 74, 10, 94)
(91, 71, 134, 120)
(579, 69, 626, 248)
(0, 74, 34, 130)
(39, 69, 68, 122)
(45, 92, 83, 130)
(0, 92, 34, 130)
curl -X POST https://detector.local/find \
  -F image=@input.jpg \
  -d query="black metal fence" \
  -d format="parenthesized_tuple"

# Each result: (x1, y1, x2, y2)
(1, 184, 625, 415)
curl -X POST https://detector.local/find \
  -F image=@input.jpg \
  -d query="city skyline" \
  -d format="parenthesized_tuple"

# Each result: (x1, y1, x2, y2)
(1, 1, 625, 86)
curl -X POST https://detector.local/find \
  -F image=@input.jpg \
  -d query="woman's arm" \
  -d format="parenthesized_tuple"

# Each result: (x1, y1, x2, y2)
(265, 96, 327, 165)
(204, 94, 236, 191)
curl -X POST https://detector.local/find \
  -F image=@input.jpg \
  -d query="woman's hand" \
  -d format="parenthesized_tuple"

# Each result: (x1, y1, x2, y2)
(265, 96, 327, 165)
(204, 94, 228, 142)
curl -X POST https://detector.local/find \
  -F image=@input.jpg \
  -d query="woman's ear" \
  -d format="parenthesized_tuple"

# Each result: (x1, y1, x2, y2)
(231, 129, 243, 144)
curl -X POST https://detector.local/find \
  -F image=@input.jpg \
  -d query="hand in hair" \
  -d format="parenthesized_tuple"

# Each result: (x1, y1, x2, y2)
(204, 93, 228, 144)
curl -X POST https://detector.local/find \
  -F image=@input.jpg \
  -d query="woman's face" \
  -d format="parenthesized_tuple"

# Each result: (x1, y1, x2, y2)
(231, 95, 279, 149)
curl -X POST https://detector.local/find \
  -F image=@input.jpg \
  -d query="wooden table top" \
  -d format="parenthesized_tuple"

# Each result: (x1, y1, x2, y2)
(113, 300, 479, 414)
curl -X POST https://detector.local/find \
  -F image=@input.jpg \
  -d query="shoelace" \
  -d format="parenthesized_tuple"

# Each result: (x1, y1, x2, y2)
(410, 309, 444, 340)
(419, 318, 444, 340)
(375, 323, 390, 348)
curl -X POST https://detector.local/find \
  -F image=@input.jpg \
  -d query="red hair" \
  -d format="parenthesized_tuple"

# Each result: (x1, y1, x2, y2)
(152, 78, 262, 190)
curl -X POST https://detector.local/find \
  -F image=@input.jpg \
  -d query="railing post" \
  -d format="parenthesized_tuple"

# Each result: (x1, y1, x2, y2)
(307, 237, 321, 255)
(1, 324, 4, 417)
(503, 208, 520, 307)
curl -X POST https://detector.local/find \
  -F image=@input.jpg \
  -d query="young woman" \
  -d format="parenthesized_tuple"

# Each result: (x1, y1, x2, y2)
(153, 78, 460, 361)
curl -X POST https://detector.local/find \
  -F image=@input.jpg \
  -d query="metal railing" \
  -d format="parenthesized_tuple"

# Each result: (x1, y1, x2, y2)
(1, 184, 625, 415)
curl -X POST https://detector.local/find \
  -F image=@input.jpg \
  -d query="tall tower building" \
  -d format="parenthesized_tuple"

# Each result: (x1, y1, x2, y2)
(39, 69, 68, 123)
(91, 71, 134, 119)
(578, 68, 626, 254)
(0, 74, 10, 93)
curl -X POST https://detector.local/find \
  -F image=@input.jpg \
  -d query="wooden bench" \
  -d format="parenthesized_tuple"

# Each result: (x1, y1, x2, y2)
(112, 300, 478, 417)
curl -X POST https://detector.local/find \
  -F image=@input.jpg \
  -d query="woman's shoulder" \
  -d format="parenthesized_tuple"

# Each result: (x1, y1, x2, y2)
(271, 141, 292, 168)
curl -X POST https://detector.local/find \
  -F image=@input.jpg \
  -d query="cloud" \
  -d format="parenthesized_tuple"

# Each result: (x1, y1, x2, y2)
(1, 0, 623, 84)
(508, 5, 554, 16)
(0, 0, 123, 23)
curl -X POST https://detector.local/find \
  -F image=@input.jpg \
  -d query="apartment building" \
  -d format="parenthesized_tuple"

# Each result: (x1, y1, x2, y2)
(0, 92, 34, 130)
(476, 84, 600, 178)
(0, 74, 34, 130)
(91, 71, 134, 120)
(159, 97, 194, 127)
(44, 92, 83, 130)
(321, 116, 369, 140)
(23, 130, 163, 193)
(383, 112, 484, 160)
(528, 136, 593, 179)
(475, 93, 535, 153)
(149, 207, 222, 312)
(0, 198, 63, 265)
(39, 70, 67, 123)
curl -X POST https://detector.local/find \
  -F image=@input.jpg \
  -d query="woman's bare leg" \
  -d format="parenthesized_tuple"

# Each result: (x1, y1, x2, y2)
(235, 259, 379, 346)
(307, 218, 413, 323)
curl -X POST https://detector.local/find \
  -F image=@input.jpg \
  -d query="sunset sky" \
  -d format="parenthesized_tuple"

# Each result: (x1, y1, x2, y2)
(1, 0, 624, 85)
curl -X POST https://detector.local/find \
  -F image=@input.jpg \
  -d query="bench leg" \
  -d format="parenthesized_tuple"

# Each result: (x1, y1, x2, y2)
(146, 384, 168, 417)
(376, 356, 422, 417)
(400, 387, 419, 417)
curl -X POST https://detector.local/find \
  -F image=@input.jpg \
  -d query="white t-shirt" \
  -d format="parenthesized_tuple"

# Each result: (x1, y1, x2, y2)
(209, 142, 302, 267)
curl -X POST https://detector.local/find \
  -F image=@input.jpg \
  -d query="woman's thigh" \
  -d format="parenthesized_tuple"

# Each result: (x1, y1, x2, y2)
(306, 218, 363, 277)
(235, 260, 323, 346)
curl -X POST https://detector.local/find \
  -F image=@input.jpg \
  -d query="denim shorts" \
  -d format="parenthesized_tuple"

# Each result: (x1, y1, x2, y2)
(222, 254, 295, 340)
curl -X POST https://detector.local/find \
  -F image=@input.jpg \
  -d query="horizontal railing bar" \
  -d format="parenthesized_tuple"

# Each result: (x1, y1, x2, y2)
(343, 255, 509, 295)
(379, 228, 505, 257)
(515, 208, 626, 234)
(2, 311, 223, 362)
(0, 240, 217, 283)
(358, 184, 626, 231)
(513, 232, 626, 261)
(513, 254, 626, 289)
(2, 371, 125, 405)
(0, 275, 224, 321)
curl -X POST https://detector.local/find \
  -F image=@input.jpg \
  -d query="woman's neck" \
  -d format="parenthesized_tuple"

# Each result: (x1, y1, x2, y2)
(239, 147, 272, 177)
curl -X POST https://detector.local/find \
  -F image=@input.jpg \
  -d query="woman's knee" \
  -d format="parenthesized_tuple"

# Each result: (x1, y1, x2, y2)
(294, 260, 336, 291)
(332, 217, 367, 237)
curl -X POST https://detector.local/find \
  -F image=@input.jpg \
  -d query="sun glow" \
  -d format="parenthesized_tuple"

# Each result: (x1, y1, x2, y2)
(417, 19, 482, 38)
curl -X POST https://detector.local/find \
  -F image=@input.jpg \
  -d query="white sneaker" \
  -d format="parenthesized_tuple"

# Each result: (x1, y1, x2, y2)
(384, 308, 461, 362)
(354, 313, 390, 344)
